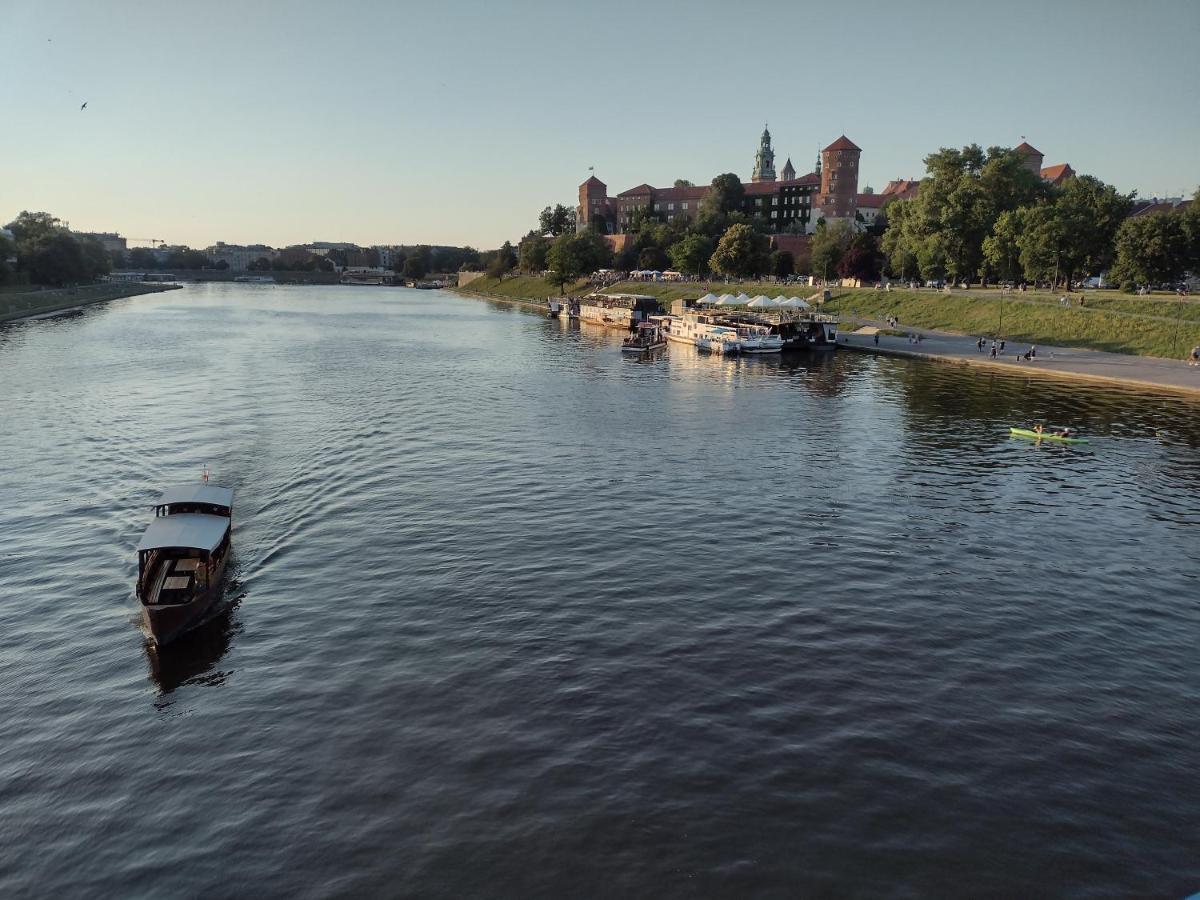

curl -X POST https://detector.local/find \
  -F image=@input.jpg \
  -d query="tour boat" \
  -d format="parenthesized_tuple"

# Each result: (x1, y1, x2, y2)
(547, 299, 563, 318)
(657, 313, 742, 354)
(578, 293, 661, 330)
(136, 477, 234, 646)
(621, 321, 667, 353)
(734, 323, 784, 353)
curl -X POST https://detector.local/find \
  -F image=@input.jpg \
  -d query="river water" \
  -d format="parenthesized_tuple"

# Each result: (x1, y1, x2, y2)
(1, 284, 1198, 898)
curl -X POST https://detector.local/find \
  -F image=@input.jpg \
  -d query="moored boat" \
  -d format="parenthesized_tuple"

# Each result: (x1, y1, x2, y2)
(579, 293, 661, 330)
(136, 479, 234, 646)
(656, 313, 742, 354)
(621, 321, 667, 352)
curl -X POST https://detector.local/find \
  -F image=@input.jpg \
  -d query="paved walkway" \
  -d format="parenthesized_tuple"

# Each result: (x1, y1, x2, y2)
(839, 320, 1200, 398)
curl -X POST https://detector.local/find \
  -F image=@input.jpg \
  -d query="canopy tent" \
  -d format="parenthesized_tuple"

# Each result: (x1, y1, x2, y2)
(734, 293, 751, 304)
(780, 296, 811, 308)
(746, 295, 775, 308)
(770, 295, 789, 305)
(698, 292, 720, 305)
(716, 294, 741, 305)
(155, 483, 234, 509)
(137, 513, 230, 554)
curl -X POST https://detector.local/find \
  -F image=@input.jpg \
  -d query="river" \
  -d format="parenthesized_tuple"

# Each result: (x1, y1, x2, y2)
(1, 283, 1197, 898)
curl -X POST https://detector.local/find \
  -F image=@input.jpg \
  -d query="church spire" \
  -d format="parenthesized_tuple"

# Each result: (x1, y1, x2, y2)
(815, 146, 822, 176)
(781, 157, 796, 181)
(752, 123, 776, 183)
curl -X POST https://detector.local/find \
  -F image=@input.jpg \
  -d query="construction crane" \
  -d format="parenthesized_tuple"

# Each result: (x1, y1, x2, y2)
(128, 238, 165, 248)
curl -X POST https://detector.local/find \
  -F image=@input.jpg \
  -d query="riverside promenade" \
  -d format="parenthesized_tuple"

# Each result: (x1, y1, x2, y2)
(840, 320, 1200, 398)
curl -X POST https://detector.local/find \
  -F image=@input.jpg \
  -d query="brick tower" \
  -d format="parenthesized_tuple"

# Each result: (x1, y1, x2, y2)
(577, 175, 609, 233)
(814, 135, 861, 221)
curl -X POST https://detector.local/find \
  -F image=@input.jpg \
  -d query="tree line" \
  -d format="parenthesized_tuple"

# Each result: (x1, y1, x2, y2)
(3, 212, 113, 286)
(880, 145, 1199, 290)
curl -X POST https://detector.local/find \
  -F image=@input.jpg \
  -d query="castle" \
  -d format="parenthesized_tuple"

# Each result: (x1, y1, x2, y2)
(577, 127, 871, 238)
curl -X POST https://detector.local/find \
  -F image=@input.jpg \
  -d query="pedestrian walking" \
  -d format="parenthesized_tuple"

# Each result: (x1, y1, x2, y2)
(999, 340, 1005, 353)
(1030, 345, 1037, 359)
(990, 344, 997, 359)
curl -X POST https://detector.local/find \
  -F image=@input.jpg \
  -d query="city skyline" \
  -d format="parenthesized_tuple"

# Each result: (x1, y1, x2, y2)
(3, 0, 1197, 250)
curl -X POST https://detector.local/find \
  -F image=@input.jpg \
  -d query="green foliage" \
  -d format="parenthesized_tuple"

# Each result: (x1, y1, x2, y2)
(771, 249, 794, 278)
(881, 145, 1047, 283)
(518, 234, 551, 273)
(668, 232, 714, 278)
(836, 232, 881, 281)
(546, 230, 612, 291)
(637, 246, 668, 270)
(538, 204, 574, 236)
(4, 211, 111, 286)
(406, 255, 431, 279)
(673, 179, 694, 188)
(700, 173, 745, 222)
(810, 219, 855, 280)
(709, 223, 769, 278)
(1109, 213, 1190, 289)
(249, 256, 273, 271)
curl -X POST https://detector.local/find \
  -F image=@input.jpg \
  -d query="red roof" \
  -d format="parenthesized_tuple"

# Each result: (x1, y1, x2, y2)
(856, 193, 885, 208)
(880, 179, 920, 199)
(582, 175, 606, 189)
(823, 135, 861, 152)
(653, 185, 709, 201)
(616, 183, 655, 198)
(1015, 141, 1042, 156)
(1040, 163, 1074, 183)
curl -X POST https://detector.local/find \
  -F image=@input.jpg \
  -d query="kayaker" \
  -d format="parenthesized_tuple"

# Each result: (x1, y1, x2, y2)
(1033, 424, 1044, 435)
(1055, 428, 1075, 438)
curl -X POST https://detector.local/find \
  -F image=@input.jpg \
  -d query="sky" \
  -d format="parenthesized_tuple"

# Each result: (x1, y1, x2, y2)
(2, 0, 1197, 251)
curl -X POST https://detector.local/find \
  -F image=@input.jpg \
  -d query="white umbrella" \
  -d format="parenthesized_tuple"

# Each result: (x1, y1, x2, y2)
(770, 295, 789, 305)
(698, 292, 720, 305)
(747, 295, 774, 308)
(780, 297, 811, 308)
(735, 293, 751, 304)
(716, 294, 740, 305)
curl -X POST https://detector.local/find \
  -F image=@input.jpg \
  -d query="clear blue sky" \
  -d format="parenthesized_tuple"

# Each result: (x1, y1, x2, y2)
(2, 0, 1196, 251)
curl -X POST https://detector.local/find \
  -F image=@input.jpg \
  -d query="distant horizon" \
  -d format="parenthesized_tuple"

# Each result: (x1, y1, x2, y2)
(4, 0, 1197, 250)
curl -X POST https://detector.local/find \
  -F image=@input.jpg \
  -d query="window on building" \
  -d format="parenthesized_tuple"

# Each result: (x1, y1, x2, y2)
(682, 202, 688, 210)
(668, 203, 674, 210)
(771, 211, 778, 218)
(755, 198, 763, 207)
(668, 215, 674, 222)
(653, 203, 660, 211)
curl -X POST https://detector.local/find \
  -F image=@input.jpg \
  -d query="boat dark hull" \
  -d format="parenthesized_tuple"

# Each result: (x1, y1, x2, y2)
(142, 557, 229, 646)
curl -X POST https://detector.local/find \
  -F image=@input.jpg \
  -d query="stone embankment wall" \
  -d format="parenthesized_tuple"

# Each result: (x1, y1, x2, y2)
(0, 282, 180, 323)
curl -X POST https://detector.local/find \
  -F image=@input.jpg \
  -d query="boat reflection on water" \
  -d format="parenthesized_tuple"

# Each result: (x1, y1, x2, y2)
(144, 591, 244, 696)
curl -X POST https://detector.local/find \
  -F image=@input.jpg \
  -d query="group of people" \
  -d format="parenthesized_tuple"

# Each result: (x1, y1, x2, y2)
(975, 337, 1038, 361)
(1033, 424, 1075, 438)
(1058, 295, 1086, 308)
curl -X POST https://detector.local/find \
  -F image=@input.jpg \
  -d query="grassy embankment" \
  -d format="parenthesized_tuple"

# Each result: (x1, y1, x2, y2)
(457, 276, 1200, 359)
(0, 282, 181, 323)
(822, 289, 1200, 359)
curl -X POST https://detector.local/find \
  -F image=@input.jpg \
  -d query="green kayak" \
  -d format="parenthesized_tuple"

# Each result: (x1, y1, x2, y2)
(1010, 427, 1089, 444)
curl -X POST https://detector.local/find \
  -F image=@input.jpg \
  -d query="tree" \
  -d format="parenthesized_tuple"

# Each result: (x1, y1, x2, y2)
(1109, 214, 1190, 290)
(128, 247, 159, 270)
(699, 173, 745, 223)
(165, 248, 210, 270)
(79, 237, 112, 279)
(0, 233, 13, 280)
(249, 257, 273, 271)
(518, 234, 551, 273)
(404, 255, 429, 280)
(981, 210, 1023, 283)
(809, 219, 855, 282)
(5, 211, 107, 285)
(1015, 175, 1132, 287)
(837, 232, 881, 281)
(880, 145, 1048, 284)
(673, 179, 694, 189)
(709, 223, 769, 278)
(637, 246, 668, 270)
(668, 233, 714, 278)
(546, 233, 584, 293)
(538, 204, 574, 236)
(771, 249, 795, 278)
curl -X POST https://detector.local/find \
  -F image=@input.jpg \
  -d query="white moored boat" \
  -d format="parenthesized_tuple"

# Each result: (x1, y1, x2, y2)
(733, 323, 784, 353)
(656, 313, 742, 354)
(621, 321, 667, 353)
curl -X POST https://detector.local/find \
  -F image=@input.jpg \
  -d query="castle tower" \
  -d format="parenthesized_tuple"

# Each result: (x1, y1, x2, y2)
(780, 158, 796, 181)
(815, 135, 861, 220)
(577, 175, 608, 233)
(1014, 141, 1044, 176)
(751, 124, 776, 183)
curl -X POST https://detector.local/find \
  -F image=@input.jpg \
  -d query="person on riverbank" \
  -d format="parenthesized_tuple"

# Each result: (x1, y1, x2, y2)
(999, 340, 1006, 353)
(1189, 346, 1200, 366)
(990, 343, 998, 359)
(874, 331, 879, 345)
(1030, 345, 1038, 359)
(977, 337, 985, 352)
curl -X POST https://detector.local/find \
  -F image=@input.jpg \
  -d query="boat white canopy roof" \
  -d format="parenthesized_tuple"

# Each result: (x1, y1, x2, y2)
(137, 513, 230, 553)
(155, 483, 234, 508)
